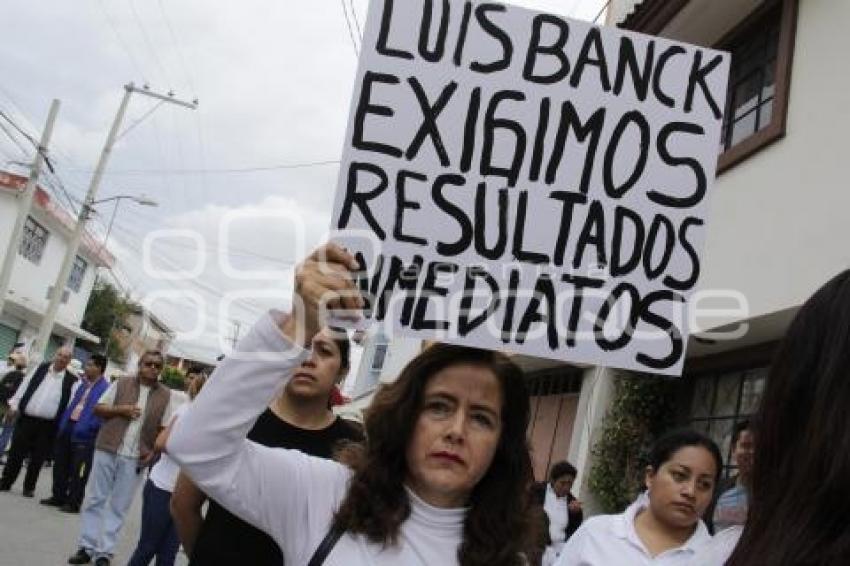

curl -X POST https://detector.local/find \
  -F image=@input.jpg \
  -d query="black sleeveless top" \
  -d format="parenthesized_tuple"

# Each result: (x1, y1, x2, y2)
(189, 409, 362, 566)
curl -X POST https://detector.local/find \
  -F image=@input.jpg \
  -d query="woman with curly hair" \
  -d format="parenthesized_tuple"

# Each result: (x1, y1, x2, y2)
(168, 243, 534, 566)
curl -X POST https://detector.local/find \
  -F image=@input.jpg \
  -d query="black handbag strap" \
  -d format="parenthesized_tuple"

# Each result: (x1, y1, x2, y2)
(307, 524, 344, 566)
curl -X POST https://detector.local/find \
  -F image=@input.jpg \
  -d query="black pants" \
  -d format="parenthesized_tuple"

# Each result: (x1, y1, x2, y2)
(0, 414, 56, 492)
(52, 427, 95, 508)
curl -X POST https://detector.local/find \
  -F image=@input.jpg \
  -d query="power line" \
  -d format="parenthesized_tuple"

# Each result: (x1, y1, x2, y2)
(111, 221, 298, 266)
(349, 0, 363, 40)
(107, 228, 270, 317)
(0, 119, 32, 158)
(156, 0, 197, 96)
(66, 159, 340, 176)
(116, 99, 166, 141)
(340, 0, 360, 56)
(0, 110, 38, 146)
(96, 0, 148, 82)
(593, 0, 613, 24)
(129, 0, 173, 87)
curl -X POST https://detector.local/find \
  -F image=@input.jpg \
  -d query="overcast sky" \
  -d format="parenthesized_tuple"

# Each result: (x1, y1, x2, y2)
(1, 0, 609, 364)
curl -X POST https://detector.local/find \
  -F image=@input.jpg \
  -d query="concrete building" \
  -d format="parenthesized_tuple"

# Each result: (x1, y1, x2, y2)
(0, 170, 113, 360)
(345, 0, 844, 514)
(105, 304, 174, 378)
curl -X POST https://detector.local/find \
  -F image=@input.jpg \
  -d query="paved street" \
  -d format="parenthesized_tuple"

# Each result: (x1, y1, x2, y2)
(0, 464, 188, 566)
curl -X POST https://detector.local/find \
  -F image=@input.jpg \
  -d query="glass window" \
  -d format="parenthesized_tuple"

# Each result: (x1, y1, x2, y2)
(719, 5, 782, 153)
(688, 367, 767, 477)
(371, 343, 388, 372)
(67, 255, 88, 293)
(19, 216, 49, 264)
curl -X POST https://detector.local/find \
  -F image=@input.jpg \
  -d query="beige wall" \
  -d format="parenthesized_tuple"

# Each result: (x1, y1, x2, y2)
(698, 0, 850, 325)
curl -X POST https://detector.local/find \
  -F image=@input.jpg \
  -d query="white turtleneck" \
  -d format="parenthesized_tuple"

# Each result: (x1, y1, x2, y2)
(168, 312, 466, 565)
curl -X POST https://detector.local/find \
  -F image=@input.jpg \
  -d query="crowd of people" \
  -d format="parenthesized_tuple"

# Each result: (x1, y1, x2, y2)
(2, 241, 850, 566)
(0, 346, 209, 565)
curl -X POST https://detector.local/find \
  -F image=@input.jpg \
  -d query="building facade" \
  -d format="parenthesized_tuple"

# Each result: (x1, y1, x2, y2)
(106, 305, 174, 377)
(0, 170, 113, 360)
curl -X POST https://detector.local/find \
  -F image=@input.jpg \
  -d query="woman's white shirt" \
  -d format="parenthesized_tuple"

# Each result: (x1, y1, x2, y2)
(685, 525, 742, 566)
(148, 402, 190, 492)
(543, 484, 571, 566)
(167, 312, 465, 565)
(554, 493, 712, 566)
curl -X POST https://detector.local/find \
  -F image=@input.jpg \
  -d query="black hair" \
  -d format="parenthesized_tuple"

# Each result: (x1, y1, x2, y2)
(141, 350, 164, 361)
(731, 420, 751, 448)
(328, 327, 351, 371)
(334, 343, 533, 566)
(728, 270, 850, 566)
(648, 428, 723, 482)
(89, 354, 107, 373)
(549, 461, 578, 483)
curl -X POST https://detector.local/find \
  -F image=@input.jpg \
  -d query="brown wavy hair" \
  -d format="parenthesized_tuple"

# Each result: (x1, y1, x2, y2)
(333, 343, 534, 566)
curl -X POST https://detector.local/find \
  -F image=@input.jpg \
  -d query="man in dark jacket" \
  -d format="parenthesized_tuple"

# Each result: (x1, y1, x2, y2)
(0, 347, 76, 497)
(530, 461, 584, 566)
(0, 352, 28, 462)
(41, 354, 110, 513)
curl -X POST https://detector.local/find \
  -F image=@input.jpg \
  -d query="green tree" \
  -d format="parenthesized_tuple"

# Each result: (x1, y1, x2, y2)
(160, 366, 186, 391)
(587, 373, 678, 513)
(80, 280, 136, 363)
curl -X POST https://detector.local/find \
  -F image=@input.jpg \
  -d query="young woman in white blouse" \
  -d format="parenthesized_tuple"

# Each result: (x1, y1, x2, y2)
(555, 429, 722, 565)
(167, 243, 534, 566)
(127, 374, 207, 566)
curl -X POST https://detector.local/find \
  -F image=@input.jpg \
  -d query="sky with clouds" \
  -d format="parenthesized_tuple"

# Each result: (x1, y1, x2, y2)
(1, 0, 609, 364)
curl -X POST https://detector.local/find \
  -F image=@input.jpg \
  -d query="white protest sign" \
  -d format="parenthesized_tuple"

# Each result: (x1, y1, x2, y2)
(330, 0, 730, 375)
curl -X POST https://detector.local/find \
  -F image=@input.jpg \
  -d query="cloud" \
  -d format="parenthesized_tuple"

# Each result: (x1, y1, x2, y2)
(105, 193, 337, 359)
(2, 0, 609, 363)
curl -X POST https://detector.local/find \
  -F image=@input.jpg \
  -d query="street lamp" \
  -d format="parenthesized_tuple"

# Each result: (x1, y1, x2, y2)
(91, 194, 159, 251)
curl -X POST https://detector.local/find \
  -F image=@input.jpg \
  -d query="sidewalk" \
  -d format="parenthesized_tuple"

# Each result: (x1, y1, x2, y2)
(0, 464, 188, 566)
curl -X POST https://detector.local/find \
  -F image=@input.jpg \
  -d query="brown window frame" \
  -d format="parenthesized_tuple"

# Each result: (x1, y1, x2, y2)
(716, 0, 798, 172)
(682, 341, 778, 476)
(619, 0, 799, 174)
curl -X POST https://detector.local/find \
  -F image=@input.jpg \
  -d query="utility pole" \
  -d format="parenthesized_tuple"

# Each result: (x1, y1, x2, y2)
(0, 99, 61, 318)
(31, 83, 196, 363)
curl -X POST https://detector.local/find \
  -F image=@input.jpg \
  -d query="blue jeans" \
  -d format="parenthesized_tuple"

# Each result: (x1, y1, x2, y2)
(127, 479, 180, 566)
(0, 422, 13, 454)
(78, 450, 144, 560)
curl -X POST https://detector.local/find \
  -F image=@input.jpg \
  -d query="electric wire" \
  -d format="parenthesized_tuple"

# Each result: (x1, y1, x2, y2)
(156, 0, 197, 96)
(593, 0, 613, 24)
(128, 0, 173, 87)
(95, 0, 149, 83)
(66, 159, 341, 176)
(116, 100, 166, 141)
(340, 0, 360, 56)
(349, 0, 363, 40)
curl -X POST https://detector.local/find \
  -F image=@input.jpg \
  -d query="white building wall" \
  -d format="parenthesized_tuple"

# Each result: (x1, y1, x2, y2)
(0, 192, 18, 252)
(338, 333, 423, 421)
(606, 0, 642, 26)
(5, 208, 100, 328)
(561, 0, 847, 517)
(0, 190, 104, 348)
(698, 0, 850, 324)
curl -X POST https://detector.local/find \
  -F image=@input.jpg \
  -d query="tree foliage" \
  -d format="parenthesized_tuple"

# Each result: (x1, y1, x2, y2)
(160, 365, 186, 391)
(587, 372, 677, 513)
(80, 280, 136, 363)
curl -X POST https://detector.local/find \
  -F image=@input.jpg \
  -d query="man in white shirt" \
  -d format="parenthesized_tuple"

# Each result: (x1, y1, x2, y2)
(0, 347, 76, 497)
